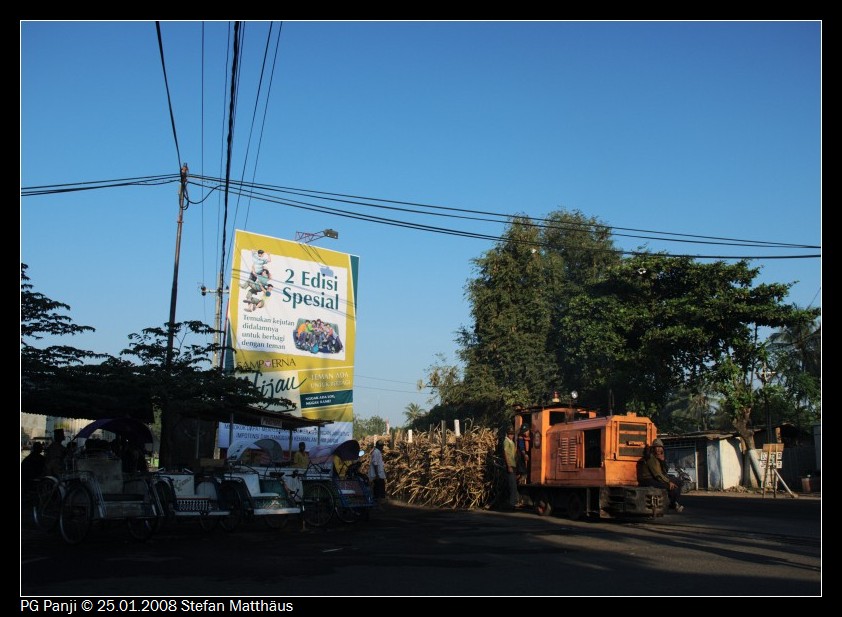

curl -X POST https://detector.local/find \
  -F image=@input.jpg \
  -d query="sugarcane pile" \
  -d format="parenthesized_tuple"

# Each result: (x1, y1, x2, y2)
(359, 424, 504, 510)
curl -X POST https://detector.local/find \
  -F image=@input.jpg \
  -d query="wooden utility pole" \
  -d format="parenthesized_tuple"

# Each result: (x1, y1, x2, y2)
(160, 163, 188, 468)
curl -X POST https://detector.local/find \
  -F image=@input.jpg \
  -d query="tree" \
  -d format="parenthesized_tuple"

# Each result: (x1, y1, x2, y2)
(447, 209, 819, 478)
(403, 402, 426, 427)
(20, 264, 284, 467)
(120, 321, 274, 468)
(451, 210, 620, 424)
(559, 254, 818, 428)
(21, 263, 110, 416)
(450, 210, 618, 418)
(767, 319, 821, 432)
(353, 415, 388, 440)
(660, 385, 726, 434)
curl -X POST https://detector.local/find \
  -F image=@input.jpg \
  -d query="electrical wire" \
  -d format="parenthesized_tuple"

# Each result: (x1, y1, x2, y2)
(155, 22, 184, 172)
(20, 173, 820, 260)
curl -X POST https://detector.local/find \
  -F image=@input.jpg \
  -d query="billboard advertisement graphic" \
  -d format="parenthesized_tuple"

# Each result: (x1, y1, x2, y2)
(220, 230, 359, 449)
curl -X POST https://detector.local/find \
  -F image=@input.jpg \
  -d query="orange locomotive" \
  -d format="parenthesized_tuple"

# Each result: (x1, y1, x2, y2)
(513, 404, 666, 519)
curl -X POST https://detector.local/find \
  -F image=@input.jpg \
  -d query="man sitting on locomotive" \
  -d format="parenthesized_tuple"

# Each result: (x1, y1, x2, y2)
(637, 439, 684, 512)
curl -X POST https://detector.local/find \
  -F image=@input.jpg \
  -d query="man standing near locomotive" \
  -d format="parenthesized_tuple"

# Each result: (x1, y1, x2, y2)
(503, 427, 519, 510)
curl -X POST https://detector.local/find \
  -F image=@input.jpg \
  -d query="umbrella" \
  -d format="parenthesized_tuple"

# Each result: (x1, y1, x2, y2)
(309, 439, 361, 464)
(226, 437, 287, 463)
(76, 417, 154, 445)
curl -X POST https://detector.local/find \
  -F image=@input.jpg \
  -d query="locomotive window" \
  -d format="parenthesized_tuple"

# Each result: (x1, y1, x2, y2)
(584, 429, 602, 468)
(549, 411, 568, 425)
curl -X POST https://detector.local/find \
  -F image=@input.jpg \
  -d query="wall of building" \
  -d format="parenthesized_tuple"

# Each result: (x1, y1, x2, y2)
(705, 437, 743, 490)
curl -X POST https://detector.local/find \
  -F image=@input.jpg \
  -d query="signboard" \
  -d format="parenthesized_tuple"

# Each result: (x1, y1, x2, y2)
(759, 443, 784, 470)
(219, 230, 359, 449)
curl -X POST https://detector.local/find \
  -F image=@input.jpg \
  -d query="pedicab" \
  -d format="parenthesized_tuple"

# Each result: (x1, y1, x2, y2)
(151, 467, 249, 533)
(34, 417, 162, 545)
(305, 439, 375, 524)
(219, 437, 302, 529)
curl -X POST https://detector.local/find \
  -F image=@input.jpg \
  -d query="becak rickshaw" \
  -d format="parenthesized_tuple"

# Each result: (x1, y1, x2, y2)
(34, 417, 161, 545)
(307, 439, 374, 523)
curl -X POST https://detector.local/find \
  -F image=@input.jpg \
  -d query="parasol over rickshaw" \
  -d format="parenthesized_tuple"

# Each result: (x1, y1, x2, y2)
(76, 417, 153, 446)
(308, 439, 363, 465)
(226, 438, 288, 465)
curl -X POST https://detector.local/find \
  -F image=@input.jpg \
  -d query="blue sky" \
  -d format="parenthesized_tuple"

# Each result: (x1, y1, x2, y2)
(20, 21, 822, 430)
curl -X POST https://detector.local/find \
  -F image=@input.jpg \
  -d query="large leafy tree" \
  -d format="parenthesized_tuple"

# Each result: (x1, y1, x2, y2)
(454, 211, 618, 425)
(445, 210, 819, 464)
(561, 253, 818, 450)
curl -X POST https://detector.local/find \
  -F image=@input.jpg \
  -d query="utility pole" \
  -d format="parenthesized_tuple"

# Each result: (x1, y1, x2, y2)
(159, 163, 189, 469)
(165, 163, 189, 369)
(201, 276, 228, 369)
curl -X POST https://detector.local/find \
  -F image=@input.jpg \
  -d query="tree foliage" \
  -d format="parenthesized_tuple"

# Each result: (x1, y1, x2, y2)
(353, 414, 389, 440)
(451, 211, 619, 425)
(403, 402, 427, 428)
(21, 263, 110, 416)
(431, 210, 820, 459)
(21, 264, 279, 467)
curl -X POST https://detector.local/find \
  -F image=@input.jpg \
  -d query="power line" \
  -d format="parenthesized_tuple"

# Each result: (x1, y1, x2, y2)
(223, 181, 819, 250)
(188, 177, 822, 261)
(228, 21, 282, 274)
(20, 174, 821, 260)
(155, 22, 184, 172)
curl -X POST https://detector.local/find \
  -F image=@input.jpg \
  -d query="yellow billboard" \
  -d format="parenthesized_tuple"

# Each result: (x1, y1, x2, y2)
(221, 230, 359, 448)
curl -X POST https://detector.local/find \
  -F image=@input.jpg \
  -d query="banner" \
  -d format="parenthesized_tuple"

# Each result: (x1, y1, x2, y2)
(220, 230, 359, 450)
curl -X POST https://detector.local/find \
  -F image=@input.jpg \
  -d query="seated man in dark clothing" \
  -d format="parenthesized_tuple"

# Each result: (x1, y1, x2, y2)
(637, 438, 683, 512)
(21, 442, 46, 496)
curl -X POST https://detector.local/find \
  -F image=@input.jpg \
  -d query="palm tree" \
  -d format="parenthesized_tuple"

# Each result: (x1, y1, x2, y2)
(767, 318, 821, 428)
(769, 319, 821, 380)
(403, 402, 426, 427)
(661, 386, 725, 433)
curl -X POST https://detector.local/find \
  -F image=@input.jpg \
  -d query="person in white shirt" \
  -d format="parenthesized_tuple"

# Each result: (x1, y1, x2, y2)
(368, 441, 387, 501)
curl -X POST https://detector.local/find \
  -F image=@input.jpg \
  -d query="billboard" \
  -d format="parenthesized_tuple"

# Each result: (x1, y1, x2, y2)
(219, 230, 359, 449)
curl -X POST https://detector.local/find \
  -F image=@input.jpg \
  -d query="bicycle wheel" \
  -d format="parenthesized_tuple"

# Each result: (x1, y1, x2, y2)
(218, 483, 245, 532)
(59, 483, 93, 545)
(302, 482, 334, 528)
(33, 477, 63, 532)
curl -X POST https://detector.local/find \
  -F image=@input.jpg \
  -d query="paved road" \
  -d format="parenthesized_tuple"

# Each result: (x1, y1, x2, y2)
(20, 492, 821, 599)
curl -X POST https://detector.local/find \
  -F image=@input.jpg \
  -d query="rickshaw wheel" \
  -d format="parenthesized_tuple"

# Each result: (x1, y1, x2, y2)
(264, 515, 290, 530)
(302, 482, 334, 528)
(198, 515, 219, 532)
(151, 479, 176, 531)
(59, 483, 93, 545)
(335, 506, 358, 524)
(127, 517, 155, 542)
(219, 483, 245, 532)
(33, 476, 63, 532)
